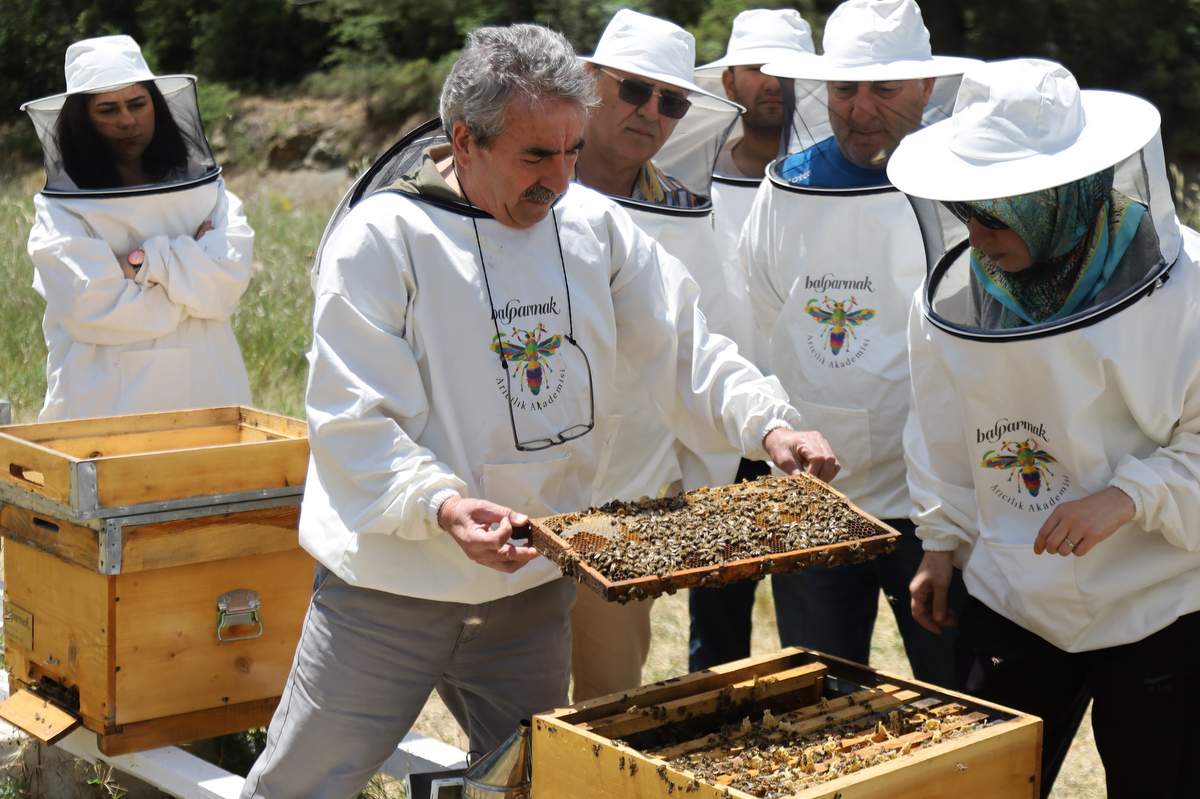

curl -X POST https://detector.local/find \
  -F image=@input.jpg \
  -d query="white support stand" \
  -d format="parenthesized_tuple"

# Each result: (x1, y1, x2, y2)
(0, 670, 467, 798)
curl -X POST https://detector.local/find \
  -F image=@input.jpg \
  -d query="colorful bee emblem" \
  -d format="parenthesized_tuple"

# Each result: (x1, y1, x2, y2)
(490, 323, 563, 396)
(805, 296, 875, 355)
(981, 439, 1058, 497)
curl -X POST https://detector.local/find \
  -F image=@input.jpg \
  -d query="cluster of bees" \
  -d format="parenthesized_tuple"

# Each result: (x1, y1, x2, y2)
(650, 696, 988, 797)
(541, 476, 878, 583)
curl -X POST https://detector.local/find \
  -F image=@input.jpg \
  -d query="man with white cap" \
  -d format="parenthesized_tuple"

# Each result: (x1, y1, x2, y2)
(686, 7, 819, 673)
(241, 23, 837, 797)
(890, 57, 1200, 799)
(737, 0, 978, 685)
(569, 9, 752, 700)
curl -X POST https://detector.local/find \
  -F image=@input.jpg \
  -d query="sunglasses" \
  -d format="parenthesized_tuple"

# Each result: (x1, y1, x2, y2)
(943, 201, 1009, 230)
(598, 67, 692, 120)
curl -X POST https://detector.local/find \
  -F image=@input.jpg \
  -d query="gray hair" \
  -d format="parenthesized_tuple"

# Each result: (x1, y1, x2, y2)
(440, 24, 598, 147)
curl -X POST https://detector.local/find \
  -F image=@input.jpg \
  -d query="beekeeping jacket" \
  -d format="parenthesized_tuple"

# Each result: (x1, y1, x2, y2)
(693, 6, 818, 369)
(302, 120, 802, 604)
(580, 8, 752, 498)
(744, 0, 978, 519)
(22, 35, 252, 421)
(889, 58, 1200, 652)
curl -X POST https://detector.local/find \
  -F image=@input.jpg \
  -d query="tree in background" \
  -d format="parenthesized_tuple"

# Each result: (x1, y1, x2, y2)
(1, 0, 1198, 164)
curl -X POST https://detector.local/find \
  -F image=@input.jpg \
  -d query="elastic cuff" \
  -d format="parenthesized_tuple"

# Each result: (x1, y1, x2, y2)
(759, 418, 793, 446)
(919, 536, 961, 553)
(1107, 476, 1145, 525)
(425, 488, 462, 528)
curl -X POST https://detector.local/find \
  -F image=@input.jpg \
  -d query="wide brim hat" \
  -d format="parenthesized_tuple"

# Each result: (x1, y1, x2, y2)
(580, 8, 731, 106)
(21, 34, 194, 113)
(887, 58, 1161, 201)
(763, 0, 979, 82)
(696, 8, 817, 73)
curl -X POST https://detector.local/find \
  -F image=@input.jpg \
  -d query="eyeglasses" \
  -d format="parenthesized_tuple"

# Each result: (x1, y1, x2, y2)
(472, 213, 596, 453)
(598, 67, 692, 120)
(943, 201, 1009, 230)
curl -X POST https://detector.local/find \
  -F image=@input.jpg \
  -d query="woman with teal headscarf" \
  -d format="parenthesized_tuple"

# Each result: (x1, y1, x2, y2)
(949, 167, 1161, 330)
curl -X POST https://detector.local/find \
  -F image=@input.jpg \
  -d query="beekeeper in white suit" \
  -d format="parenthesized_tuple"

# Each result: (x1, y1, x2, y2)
(737, 0, 977, 685)
(241, 24, 837, 799)
(687, 6, 819, 674)
(569, 9, 748, 701)
(23, 35, 253, 421)
(893, 58, 1200, 798)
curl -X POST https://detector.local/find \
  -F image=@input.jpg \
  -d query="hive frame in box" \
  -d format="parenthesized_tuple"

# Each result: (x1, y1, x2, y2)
(529, 473, 901, 602)
(532, 647, 1042, 799)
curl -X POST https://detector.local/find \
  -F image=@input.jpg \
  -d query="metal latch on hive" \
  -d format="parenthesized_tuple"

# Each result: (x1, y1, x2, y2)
(216, 589, 263, 642)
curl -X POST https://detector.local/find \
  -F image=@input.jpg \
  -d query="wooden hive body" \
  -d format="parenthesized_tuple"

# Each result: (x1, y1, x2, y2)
(532, 648, 1041, 799)
(0, 407, 313, 754)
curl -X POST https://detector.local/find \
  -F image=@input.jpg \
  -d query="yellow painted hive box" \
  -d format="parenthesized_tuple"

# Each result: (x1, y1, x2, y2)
(0, 406, 312, 754)
(532, 648, 1042, 799)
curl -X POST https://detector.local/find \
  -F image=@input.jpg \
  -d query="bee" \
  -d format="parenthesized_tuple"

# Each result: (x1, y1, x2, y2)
(490, 322, 562, 395)
(981, 439, 1057, 496)
(805, 296, 876, 355)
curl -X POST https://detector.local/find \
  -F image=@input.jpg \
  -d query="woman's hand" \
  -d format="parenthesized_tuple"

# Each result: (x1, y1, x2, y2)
(910, 550, 957, 634)
(437, 496, 538, 573)
(1033, 486, 1136, 557)
(120, 248, 145, 279)
(194, 220, 214, 239)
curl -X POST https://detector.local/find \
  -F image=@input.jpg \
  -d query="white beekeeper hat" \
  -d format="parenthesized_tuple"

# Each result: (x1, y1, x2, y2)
(763, 0, 978, 82)
(21, 34, 194, 112)
(886, 58, 1161, 201)
(696, 9, 816, 72)
(580, 9, 727, 103)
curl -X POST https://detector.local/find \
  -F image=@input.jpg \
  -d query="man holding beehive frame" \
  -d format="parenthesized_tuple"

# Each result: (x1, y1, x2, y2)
(738, 0, 978, 686)
(241, 22, 839, 799)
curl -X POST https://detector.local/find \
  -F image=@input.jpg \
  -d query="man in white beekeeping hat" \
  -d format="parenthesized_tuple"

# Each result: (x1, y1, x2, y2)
(738, 0, 979, 687)
(687, 7, 819, 674)
(568, 9, 751, 702)
(700, 9, 816, 180)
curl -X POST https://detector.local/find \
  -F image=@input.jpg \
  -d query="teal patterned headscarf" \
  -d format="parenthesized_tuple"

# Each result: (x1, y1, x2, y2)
(969, 167, 1146, 327)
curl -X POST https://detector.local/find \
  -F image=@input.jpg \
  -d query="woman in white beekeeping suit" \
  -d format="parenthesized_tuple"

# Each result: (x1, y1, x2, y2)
(892, 59, 1200, 798)
(23, 35, 253, 421)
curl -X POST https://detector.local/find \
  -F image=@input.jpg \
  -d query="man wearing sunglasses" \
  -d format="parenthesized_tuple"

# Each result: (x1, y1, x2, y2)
(569, 9, 752, 704)
(243, 23, 841, 799)
(737, 0, 980, 689)
(575, 10, 712, 208)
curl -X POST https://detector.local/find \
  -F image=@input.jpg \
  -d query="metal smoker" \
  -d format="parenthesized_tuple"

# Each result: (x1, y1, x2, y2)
(463, 720, 532, 799)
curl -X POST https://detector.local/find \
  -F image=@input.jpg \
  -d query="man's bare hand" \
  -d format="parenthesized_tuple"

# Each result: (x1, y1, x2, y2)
(910, 550, 957, 634)
(763, 428, 840, 482)
(437, 496, 538, 573)
(1033, 486, 1135, 557)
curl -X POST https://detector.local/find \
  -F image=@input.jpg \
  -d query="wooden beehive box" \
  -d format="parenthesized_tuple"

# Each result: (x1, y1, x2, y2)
(0, 406, 312, 754)
(532, 648, 1041, 799)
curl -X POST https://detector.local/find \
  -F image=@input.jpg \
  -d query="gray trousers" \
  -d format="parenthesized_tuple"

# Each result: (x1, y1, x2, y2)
(241, 567, 575, 799)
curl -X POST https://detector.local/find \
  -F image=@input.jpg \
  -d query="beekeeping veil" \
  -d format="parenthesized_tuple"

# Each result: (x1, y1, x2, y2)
(21, 35, 218, 196)
(694, 8, 818, 180)
(887, 58, 1178, 339)
(762, 0, 978, 170)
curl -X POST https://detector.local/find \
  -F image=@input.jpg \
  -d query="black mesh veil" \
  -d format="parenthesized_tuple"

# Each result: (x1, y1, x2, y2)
(24, 75, 219, 196)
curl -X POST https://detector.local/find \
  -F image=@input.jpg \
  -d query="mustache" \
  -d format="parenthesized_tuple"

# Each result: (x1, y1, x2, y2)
(521, 184, 557, 203)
